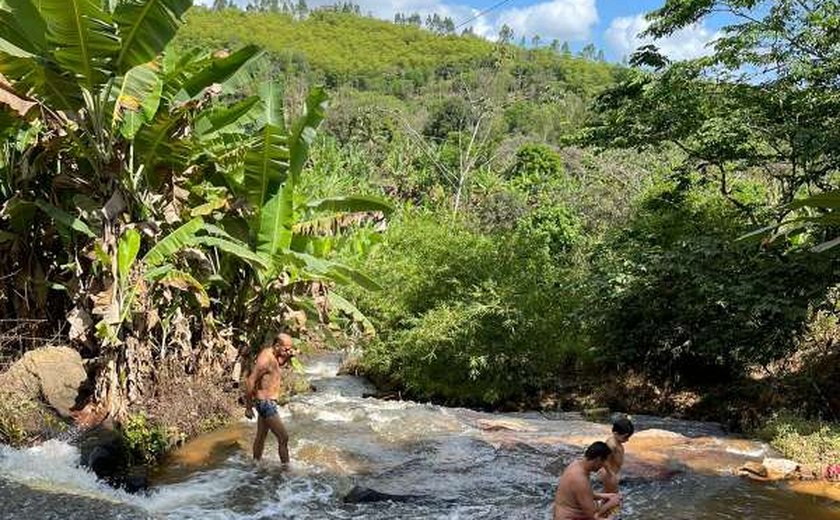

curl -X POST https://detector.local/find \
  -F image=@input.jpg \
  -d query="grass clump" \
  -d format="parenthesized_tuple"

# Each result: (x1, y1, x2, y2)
(755, 412, 840, 466)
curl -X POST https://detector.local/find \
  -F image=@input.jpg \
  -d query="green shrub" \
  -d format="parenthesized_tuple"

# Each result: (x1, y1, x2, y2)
(507, 144, 564, 184)
(351, 213, 588, 406)
(120, 413, 170, 465)
(755, 412, 840, 465)
(424, 98, 475, 141)
(0, 391, 65, 446)
(587, 179, 835, 386)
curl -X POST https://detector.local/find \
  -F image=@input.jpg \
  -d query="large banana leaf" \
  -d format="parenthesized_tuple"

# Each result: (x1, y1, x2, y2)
(243, 81, 288, 208)
(40, 0, 119, 89)
(284, 250, 382, 291)
(179, 45, 261, 99)
(117, 228, 141, 282)
(258, 80, 284, 130)
(113, 0, 192, 73)
(159, 268, 209, 307)
(257, 186, 293, 260)
(288, 86, 328, 184)
(142, 216, 203, 267)
(159, 46, 201, 99)
(245, 125, 288, 206)
(788, 190, 840, 210)
(304, 195, 394, 215)
(255, 88, 328, 259)
(327, 292, 375, 336)
(112, 61, 162, 138)
(0, 56, 81, 110)
(133, 110, 190, 186)
(194, 95, 260, 138)
(0, 0, 47, 56)
(34, 200, 96, 238)
(194, 235, 271, 270)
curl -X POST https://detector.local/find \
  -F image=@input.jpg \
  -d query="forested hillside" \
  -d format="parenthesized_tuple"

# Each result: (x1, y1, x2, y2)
(1, 0, 838, 466)
(177, 8, 615, 94)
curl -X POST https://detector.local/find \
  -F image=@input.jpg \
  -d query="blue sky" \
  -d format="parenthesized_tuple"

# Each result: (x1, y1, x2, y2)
(325, 0, 726, 62)
(210, 0, 728, 62)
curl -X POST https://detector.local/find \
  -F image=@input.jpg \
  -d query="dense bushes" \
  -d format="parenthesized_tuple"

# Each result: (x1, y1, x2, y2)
(587, 180, 836, 386)
(353, 213, 587, 406)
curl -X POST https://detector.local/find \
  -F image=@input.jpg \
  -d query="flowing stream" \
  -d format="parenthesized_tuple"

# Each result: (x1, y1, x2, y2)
(1, 353, 839, 519)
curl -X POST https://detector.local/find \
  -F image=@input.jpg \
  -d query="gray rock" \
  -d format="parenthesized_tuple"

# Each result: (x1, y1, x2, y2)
(343, 485, 425, 503)
(0, 346, 88, 418)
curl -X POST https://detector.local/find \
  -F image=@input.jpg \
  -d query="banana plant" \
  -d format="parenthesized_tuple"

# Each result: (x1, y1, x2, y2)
(195, 82, 394, 339)
(0, 0, 273, 415)
(95, 217, 214, 346)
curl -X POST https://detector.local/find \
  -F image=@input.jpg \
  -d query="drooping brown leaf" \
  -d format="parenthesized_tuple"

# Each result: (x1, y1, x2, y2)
(0, 74, 37, 117)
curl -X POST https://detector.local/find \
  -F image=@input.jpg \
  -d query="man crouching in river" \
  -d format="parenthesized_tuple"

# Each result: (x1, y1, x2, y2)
(554, 441, 621, 520)
(244, 333, 297, 463)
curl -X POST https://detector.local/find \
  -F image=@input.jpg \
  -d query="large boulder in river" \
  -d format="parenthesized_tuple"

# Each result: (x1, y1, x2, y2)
(0, 346, 88, 418)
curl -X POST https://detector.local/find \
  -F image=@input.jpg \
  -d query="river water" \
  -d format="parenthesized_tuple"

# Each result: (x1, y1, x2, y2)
(1, 353, 839, 519)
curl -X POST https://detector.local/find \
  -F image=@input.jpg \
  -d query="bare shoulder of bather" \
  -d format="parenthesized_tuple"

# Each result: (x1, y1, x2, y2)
(605, 436, 625, 473)
(554, 461, 599, 520)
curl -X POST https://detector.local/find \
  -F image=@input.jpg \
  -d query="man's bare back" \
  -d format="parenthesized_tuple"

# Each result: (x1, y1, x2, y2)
(554, 442, 620, 520)
(601, 437, 625, 493)
(554, 460, 594, 520)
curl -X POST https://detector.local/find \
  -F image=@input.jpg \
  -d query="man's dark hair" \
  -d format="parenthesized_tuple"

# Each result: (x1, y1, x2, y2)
(584, 441, 612, 461)
(612, 417, 634, 436)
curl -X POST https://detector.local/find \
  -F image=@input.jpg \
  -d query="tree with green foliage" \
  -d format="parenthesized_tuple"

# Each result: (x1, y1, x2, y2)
(588, 179, 835, 386)
(579, 43, 597, 60)
(586, 0, 840, 250)
(498, 24, 514, 45)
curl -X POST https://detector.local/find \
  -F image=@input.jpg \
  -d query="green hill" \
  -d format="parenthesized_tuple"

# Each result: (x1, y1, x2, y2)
(176, 8, 616, 96)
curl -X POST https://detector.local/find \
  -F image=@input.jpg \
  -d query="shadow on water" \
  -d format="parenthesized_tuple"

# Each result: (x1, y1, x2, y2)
(1, 352, 839, 519)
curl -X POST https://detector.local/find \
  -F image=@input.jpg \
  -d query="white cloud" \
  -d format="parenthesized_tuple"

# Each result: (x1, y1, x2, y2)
(492, 0, 598, 42)
(203, 0, 599, 43)
(605, 13, 719, 61)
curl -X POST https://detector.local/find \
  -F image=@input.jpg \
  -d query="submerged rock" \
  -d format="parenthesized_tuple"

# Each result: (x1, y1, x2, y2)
(475, 418, 537, 432)
(343, 485, 425, 503)
(738, 461, 769, 479)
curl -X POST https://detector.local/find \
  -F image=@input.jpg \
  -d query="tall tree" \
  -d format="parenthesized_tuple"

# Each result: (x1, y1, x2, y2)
(585, 0, 840, 249)
(498, 24, 514, 45)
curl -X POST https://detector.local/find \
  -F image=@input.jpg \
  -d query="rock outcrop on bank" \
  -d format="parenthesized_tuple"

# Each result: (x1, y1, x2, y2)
(0, 346, 90, 444)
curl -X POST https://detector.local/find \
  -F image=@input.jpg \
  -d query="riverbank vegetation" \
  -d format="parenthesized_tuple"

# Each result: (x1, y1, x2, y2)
(1, 0, 839, 466)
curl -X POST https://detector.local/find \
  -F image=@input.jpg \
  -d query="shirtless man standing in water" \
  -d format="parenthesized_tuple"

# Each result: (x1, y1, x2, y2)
(598, 417, 634, 518)
(244, 333, 297, 463)
(553, 441, 621, 520)
(601, 418, 634, 491)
